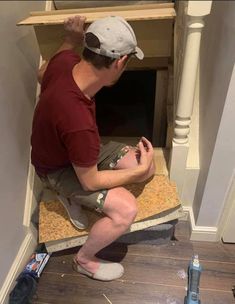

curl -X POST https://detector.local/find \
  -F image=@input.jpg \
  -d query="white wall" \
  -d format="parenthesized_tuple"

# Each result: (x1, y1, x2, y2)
(0, 0, 45, 295)
(196, 62, 235, 227)
(192, 1, 235, 226)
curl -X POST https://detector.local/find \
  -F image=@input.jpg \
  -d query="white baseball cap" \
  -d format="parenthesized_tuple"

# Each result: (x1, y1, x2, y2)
(84, 16, 144, 60)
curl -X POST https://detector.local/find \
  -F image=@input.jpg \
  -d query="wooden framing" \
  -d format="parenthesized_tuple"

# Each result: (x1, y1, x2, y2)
(166, 64, 174, 148)
(18, 3, 175, 64)
(152, 69, 168, 147)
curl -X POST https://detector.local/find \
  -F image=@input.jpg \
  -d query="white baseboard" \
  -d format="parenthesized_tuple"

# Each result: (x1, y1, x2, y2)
(0, 231, 37, 304)
(183, 206, 218, 242)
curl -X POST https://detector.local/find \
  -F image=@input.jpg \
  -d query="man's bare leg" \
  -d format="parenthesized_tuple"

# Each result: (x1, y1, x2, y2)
(75, 187, 137, 273)
(75, 144, 154, 275)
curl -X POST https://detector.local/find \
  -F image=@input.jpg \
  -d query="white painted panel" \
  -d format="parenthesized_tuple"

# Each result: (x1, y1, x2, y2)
(0, 0, 45, 296)
(222, 175, 235, 243)
(193, 2, 235, 227)
(187, 1, 212, 17)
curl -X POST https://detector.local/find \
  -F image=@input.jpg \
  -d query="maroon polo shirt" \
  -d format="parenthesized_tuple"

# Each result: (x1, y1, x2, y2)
(31, 50, 100, 176)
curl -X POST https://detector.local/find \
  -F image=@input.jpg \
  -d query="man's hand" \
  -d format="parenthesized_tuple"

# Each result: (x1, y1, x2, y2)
(37, 15, 87, 84)
(137, 137, 154, 175)
(64, 15, 87, 46)
(73, 137, 154, 191)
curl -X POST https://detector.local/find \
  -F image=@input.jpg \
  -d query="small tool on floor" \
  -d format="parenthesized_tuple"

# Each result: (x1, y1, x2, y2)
(184, 255, 202, 304)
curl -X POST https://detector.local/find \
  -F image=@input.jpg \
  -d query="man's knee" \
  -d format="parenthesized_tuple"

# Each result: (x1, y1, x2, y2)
(121, 196, 138, 224)
(104, 187, 137, 226)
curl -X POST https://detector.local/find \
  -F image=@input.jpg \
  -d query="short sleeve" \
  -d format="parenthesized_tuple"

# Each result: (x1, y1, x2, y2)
(61, 129, 100, 167)
(41, 50, 80, 89)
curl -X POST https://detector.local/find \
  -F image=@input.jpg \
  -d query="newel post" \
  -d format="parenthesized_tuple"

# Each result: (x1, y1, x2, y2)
(169, 1, 212, 195)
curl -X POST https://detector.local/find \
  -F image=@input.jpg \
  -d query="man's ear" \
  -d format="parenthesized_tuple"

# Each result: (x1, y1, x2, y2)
(116, 55, 128, 70)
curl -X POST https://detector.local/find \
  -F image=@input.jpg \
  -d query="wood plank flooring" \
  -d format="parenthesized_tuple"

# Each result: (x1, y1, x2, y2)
(32, 221, 235, 304)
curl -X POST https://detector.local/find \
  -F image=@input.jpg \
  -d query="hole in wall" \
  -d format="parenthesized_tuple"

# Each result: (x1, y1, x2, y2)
(96, 70, 162, 145)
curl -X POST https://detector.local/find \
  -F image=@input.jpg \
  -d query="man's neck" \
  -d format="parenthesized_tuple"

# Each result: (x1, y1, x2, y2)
(72, 60, 106, 99)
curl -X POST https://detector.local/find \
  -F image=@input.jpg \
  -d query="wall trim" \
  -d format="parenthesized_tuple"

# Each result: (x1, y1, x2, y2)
(0, 232, 37, 304)
(23, 163, 36, 227)
(183, 206, 218, 242)
(23, 55, 43, 228)
(45, 0, 53, 11)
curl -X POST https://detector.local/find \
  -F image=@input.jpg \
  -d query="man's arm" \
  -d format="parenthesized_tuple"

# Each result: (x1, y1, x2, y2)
(38, 15, 86, 84)
(73, 138, 154, 191)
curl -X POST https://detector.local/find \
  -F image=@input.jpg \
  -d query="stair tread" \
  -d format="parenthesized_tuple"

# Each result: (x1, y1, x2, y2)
(39, 175, 180, 244)
(18, 4, 175, 26)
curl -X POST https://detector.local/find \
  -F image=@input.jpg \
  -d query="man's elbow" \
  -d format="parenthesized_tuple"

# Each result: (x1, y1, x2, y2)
(37, 71, 43, 84)
(80, 179, 98, 192)
(37, 61, 48, 84)
(73, 164, 100, 192)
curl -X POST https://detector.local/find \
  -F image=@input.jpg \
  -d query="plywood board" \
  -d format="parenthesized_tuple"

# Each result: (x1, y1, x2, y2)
(18, 4, 175, 26)
(153, 148, 169, 175)
(32, 19, 173, 61)
(52, 2, 174, 12)
(39, 175, 180, 243)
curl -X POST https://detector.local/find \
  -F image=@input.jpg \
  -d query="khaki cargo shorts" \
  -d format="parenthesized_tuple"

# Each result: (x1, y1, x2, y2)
(41, 141, 130, 212)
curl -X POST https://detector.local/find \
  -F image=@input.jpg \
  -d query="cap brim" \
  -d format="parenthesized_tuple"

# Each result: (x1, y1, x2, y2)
(135, 46, 144, 60)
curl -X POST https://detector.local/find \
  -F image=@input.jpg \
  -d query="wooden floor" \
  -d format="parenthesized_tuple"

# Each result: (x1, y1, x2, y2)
(33, 221, 235, 304)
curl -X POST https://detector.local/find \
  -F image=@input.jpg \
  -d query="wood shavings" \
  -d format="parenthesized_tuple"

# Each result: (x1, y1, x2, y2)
(177, 269, 187, 280)
(103, 294, 112, 304)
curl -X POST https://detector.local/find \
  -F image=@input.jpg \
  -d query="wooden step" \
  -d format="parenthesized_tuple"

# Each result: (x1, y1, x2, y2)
(39, 175, 182, 252)
(154, 147, 169, 175)
(53, 1, 173, 11)
(18, 3, 175, 26)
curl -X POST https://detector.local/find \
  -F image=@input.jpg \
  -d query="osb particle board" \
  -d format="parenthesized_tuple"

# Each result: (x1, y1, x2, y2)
(39, 175, 180, 243)
(45, 207, 183, 253)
